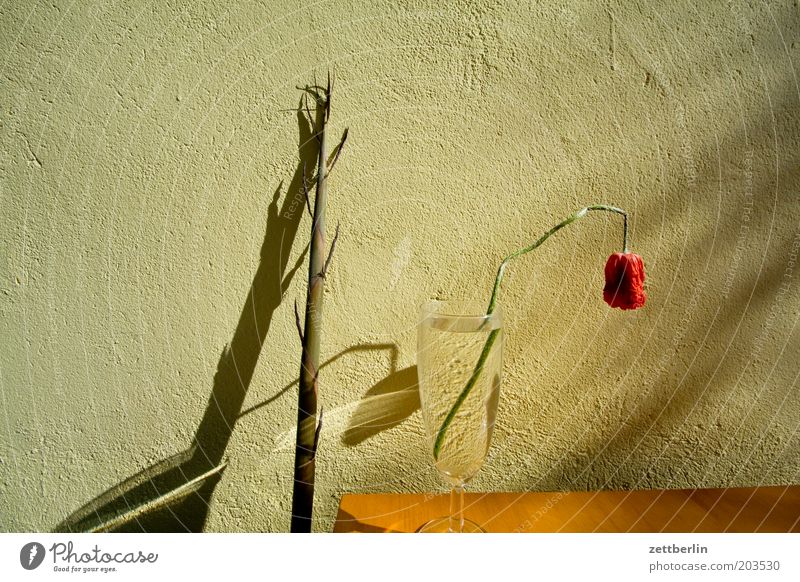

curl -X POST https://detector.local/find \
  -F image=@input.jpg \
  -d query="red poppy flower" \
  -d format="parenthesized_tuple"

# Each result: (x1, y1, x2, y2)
(603, 252, 646, 310)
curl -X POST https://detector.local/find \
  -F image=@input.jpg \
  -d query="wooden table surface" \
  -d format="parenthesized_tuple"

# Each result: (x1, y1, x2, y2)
(334, 485, 800, 533)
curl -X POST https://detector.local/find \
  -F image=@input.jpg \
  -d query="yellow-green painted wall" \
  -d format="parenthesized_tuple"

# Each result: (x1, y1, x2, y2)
(1, 0, 798, 532)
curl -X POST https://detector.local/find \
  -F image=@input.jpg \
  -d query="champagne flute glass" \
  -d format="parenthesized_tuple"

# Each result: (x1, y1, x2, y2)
(416, 300, 503, 532)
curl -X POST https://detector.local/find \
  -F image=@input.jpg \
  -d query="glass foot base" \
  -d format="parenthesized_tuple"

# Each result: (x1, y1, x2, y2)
(416, 516, 485, 533)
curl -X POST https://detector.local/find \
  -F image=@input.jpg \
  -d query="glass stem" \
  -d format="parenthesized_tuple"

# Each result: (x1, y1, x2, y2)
(449, 484, 465, 533)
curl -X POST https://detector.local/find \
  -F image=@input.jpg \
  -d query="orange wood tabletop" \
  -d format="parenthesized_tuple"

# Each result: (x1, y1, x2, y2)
(333, 485, 800, 533)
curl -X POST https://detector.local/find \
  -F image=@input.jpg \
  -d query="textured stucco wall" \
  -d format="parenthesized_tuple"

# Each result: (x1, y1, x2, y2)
(1, 0, 799, 532)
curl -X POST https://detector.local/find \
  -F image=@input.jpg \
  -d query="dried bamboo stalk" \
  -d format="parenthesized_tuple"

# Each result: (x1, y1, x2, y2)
(290, 74, 347, 532)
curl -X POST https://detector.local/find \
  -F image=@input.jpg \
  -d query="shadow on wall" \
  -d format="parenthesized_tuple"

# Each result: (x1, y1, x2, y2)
(54, 101, 317, 533)
(342, 365, 420, 446)
(239, 342, 420, 448)
(55, 104, 425, 533)
(588, 84, 800, 492)
(521, 81, 800, 495)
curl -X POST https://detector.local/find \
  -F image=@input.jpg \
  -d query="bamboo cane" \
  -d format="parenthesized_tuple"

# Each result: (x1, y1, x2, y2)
(290, 73, 347, 532)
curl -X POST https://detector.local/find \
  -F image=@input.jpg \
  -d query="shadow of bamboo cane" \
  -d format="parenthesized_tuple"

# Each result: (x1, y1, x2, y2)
(238, 342, 401, 421)
(255, 345, 421, 451)
(54, 102, 318, 533)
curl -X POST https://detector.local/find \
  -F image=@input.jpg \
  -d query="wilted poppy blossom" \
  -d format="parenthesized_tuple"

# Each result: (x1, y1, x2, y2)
(603, 252, 646, 310)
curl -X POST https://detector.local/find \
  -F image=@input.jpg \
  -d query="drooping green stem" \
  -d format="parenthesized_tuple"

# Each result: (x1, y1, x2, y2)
(432, 205, 628, 460)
